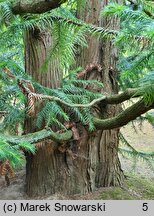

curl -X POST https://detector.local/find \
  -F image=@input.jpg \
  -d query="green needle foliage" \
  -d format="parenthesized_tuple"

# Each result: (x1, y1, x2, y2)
(102, 0, 154, 170)
(0, 0, 104, 134)
(119, 132, 154, 172)
(102, 1, 154, 89)
(0, 0, 104, 172)
(102, 0, 154, 103)
(0, 138, 36, 169)
(33, 70, 103, 131)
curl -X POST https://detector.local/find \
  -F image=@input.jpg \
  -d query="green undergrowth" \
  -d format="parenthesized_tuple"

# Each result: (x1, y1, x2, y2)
(99, 174, 154, 200)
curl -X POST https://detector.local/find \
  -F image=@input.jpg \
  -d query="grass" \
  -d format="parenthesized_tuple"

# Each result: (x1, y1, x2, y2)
(99, 174, 154, 200)
(100, 187, 135, 200)
(126, 174, 154, 199)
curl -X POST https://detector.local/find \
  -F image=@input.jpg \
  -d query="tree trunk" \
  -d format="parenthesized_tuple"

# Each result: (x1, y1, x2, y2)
(76, 0, 124, 189)
(24, 0, 124, 197)
(24, 28, 65, 196)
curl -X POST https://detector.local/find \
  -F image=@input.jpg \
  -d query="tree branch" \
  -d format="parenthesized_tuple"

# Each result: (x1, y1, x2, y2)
(77, 63, 102, 78)
(3, 66, 153, 108)
(2, 68, 154, 134)
(1, 99, 154, 144)
(94, 99, 154, 130)
(29, 88, 141, 107)
(127, 0, 154, 19)
(20, 82, 147, 108)
(12, 0, 67, 15)
(103, 87, 142, 104)
(0, 128, 72, 145)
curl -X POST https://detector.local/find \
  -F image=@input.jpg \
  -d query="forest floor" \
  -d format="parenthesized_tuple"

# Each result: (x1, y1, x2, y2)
(0, 121, 154, 200)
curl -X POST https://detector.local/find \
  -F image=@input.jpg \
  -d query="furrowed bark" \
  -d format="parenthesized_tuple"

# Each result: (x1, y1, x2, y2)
(22, 0, 125, 197)
(75, 0, 125, 190)
(24, 23, 67, 196)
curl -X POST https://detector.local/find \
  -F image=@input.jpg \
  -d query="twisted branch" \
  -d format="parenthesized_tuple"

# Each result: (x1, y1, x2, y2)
(94, 99, 154, 129)
(0, 128, 72, 145)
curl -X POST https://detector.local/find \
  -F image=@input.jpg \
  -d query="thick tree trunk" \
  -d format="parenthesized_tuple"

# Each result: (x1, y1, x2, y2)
(24, 28, 62, 134)
(24, 0, 124, 197)
(76, 0, 124, 188)
(24, 28, 65, 196)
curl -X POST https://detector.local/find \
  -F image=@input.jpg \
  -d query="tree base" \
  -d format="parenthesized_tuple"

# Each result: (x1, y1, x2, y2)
(25, 127, 124, 197)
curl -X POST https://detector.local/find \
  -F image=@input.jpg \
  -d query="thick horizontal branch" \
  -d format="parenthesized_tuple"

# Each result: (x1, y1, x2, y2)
(12, 0, 67, 15)
(0, 128, 72, 145)
(94, 99, 154, 130)
(3, 68, 154, 133)
(1, 100, 154, 145)
(103, 88, 141, 104)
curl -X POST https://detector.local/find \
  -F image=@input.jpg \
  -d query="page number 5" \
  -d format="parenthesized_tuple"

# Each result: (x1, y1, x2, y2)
(142, 203, 148, 211)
